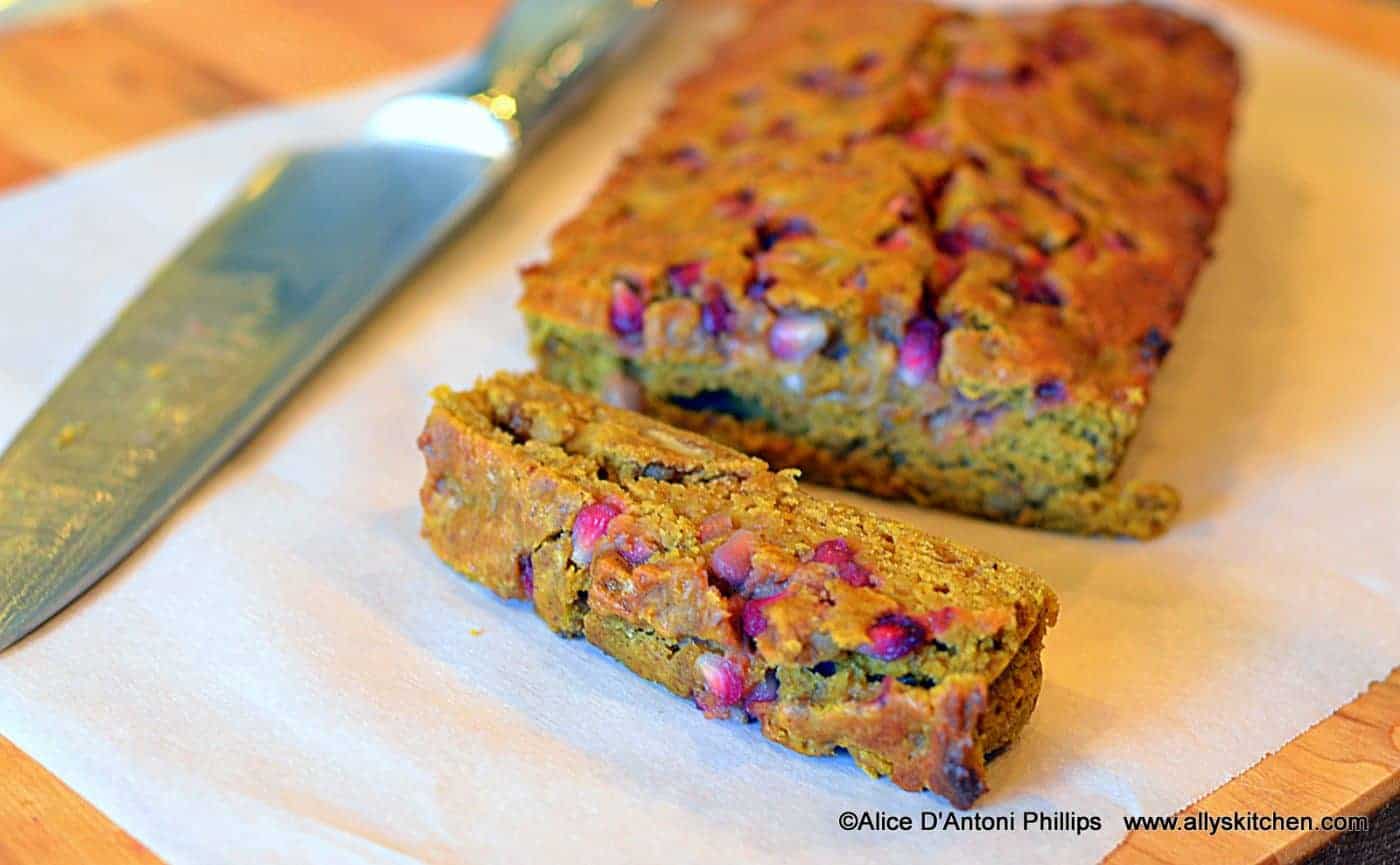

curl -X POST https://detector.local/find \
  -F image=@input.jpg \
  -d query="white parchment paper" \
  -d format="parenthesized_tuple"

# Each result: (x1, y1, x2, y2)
(1, 3, 1397, 863)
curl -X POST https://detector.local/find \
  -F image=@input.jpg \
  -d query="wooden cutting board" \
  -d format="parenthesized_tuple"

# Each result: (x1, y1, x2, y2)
(0, 2, 1396, 863)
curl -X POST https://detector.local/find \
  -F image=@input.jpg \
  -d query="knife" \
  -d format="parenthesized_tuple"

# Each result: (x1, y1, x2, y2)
(0, 0, 663, 651)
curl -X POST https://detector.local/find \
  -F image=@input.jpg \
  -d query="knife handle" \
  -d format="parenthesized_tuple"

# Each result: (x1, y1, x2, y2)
(432, 0, 662, 141)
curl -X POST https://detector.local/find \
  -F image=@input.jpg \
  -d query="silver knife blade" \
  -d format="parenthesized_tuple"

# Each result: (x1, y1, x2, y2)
(0, 0, 661, 651)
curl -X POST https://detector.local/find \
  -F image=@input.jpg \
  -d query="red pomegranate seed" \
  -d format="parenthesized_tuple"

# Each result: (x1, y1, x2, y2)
(695, 654, 744, 706)
(838, 562, 872, 587)
(717, 188, 758, 219)
(795, 66, 838, 91)
(904, 127, 945, 150)
(571, 501, 621, 566)
(1023, 165, 1057, 195)
(755, 217, 815, 251)
(811, 538, 872, 586)
(1016, 273, 1063, 306)
(744, 672, 780, 712)
(615, 533, 655, 566)
(742, 592, 786, 638)
(849, 51, 883, 74)
(609, 278, 645, 336)
(697, 512, 735, 542)
(666, 261, 704, 296)
(709, 529, 757, 590)
(922, 607, 959, 636)
(935, 228, 972, 256)
(864, 614, 926, 661)
(811, 539, 851, 564)
(897, 317, 945, 385)
(700, 288, 733, 335)
(886, 194, 918, 221)
(1106, 230, 1139, 252)
(664, 146, 708, 172)
(877, 227, 914, 251)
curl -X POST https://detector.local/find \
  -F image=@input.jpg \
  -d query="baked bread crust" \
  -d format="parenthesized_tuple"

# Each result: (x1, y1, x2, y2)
(419, 372, 1058, 807)
(520, 0, 1238, 537)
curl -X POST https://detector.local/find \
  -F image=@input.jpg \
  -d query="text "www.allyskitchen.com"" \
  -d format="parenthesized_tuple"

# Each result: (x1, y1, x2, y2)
(838, 809, 1372, 836)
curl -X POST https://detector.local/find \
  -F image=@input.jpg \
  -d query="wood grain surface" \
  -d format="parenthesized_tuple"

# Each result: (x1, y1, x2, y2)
(0, 1, 1396, 864)
(1105, 668, 1400, 865)
(0, 736, 159, 865)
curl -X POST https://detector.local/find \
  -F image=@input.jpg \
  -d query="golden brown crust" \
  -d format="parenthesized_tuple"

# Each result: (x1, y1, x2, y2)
(759, 674, 990, 808)
(519, 0, 1237, 536)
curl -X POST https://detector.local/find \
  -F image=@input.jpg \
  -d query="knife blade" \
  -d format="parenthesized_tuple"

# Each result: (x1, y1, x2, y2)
(0, 0, 662, 651)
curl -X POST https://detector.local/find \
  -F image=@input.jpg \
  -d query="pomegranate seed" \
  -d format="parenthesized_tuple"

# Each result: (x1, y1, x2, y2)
(1046, 26, 1092, 63)
(836, 78, 869, 98)
(841, 564, 873, 587)
(970, 407, 1001, 427)
(766, 116, 798, 139)
(571, 501, 621, 566)
(904, 128, 945, 150)
(719, 123, 748, 145)
(811, 539, 872, 587)
(695, 654, 744, 706)
(746, 270, 776, 299)
(697, 512, 734, 542)
(755, 217, 815, 251)
(948, 65, 1012, 87)
(742, 592, 786, 638)
(994, 209, 1023, 233)
(609, 278, 645, 335)
(1106, 230, 1139, 252)
(768, 313, 829, 362)
(1017, 246, 1048, 271)
(709, 529, 757, 591)
(849, 51, 883, 74)
(742, 602, 767, 637)
(1141, 327, 1172, 362)
(1023, 165, 1057, 195)
(700, 288, 733, 335)
(664, 145, 707, 171)
(922, 607, 959, 636)
(1035, 379, 1067, 403)
(615, 533, 654, 566)
(1173, 170, 1215, 207)
(929, 257, 964, 291)
(935, 228, 972, 256)
(886, 194, 918, 221)
(666, 261, 704, 296)
(717, 188, 757, 219)
(897, 317, 945, 385)
(877, 227, 913, 251)
(795, 66, 838, 91)
(863, 614, 926, 661)
(812, 539, 853, 565)
(744, 672, 780, 715)
(1016, 273, 1063, 306)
